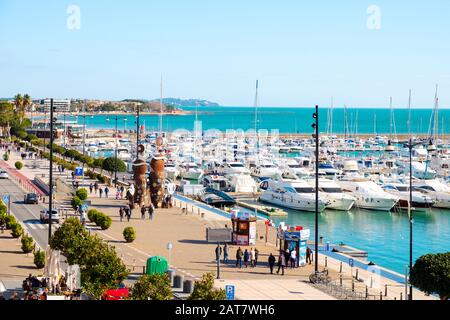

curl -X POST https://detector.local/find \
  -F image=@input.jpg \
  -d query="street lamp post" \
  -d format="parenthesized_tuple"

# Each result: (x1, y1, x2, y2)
(312, 105, 319, 274)
(107, 115, 122, 188)
(48, 99, 55, 241)
(136, 104, 140, 160)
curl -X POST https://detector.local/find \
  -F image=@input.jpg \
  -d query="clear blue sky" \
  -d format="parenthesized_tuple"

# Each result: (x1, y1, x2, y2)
(1, 0, 449, 107)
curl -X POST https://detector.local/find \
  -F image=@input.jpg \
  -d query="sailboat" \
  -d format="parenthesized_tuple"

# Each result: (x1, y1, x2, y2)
(385, 97, 396, 152)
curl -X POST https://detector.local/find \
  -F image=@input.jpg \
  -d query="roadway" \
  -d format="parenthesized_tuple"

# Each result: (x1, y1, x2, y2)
(0, 178, 56, 250)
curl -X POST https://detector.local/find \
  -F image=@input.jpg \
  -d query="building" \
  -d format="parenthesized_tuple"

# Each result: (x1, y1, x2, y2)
(38, 99, 71, 113)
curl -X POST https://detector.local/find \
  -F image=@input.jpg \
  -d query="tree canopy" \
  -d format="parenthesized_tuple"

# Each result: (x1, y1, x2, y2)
(410, 252, 450, 300)
(102, 157, 127, 173)
(129, 274, 172, 300)
(188, 273, 226, 300)
(50, 218, 129, 298)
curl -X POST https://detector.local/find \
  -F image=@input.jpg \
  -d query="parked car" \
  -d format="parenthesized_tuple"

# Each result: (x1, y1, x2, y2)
(0, 170, 8, 179)
(40, 209, 60, 223)
(24, 193, 39, 204)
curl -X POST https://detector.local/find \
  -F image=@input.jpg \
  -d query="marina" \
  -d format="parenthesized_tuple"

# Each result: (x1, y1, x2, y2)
(35, 106, 450, 276)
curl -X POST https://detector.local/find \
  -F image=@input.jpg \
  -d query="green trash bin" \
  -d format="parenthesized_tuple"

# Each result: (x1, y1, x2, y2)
(146, 256, 168, 275)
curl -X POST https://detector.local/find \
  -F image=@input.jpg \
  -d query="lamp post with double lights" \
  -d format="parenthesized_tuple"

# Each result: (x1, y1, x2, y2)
(312, 105, 319, 275)
(106, 115, 126, 188)
(48, 99, 57, 241)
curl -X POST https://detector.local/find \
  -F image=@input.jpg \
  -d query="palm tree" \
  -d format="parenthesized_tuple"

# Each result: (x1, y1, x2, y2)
(14, 94, 24, 124)
(23, 94, 32, 124)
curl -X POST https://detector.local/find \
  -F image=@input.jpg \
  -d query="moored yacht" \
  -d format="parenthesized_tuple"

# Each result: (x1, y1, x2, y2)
(308, 179, 355, 211)
(382, 183, 434, 211)
(179, 162, 204, 180)
(413, 179, 450, 209)
(259, 179, 328, 212)
(338, 178, 399, 211)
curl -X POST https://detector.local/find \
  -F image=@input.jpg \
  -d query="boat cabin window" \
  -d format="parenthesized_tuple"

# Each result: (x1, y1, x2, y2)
(229, 163, 244, 167)
(396, 186, 409, 192)
(417, 186, 435, 191)
(294, 187, 315, 193)
(288, 164, 302, 168)
(321, 187, 342, 193)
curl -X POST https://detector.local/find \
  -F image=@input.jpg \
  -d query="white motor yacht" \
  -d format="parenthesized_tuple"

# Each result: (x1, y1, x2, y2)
(382, 183, 434, 211)
(308, 179, 355, 211)
(413, 179, 450, 209)
(219, 161, 251, 176)
(338, 178, 399, 211)
(250, 161, 282, 179)
(164, 162, 180, 180)
(259, 179, 328, 212)
(179, 162, 204, 180)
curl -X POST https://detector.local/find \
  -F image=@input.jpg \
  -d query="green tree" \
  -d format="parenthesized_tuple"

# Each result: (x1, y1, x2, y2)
(410, 253, 450, 300)
(34, 250, 45, 269)
(15, 161, 23, 170)
(123, 227, 136, 243)
(76, 188, 88, 201)
(49, 218, 129, 299)
(10, 222, 24, 238)
(102, 157, 127, 174)
(71, 196, 82, 209)
(188, 273, 226, 300)
(21, 235, 34, 253)
(129, 274, 172, 300)
(14, 94, 23, 120)
(23, 94, 31, 109)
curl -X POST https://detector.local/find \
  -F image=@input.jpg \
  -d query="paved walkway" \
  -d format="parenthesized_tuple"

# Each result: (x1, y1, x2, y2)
(215, 279, 336, 300)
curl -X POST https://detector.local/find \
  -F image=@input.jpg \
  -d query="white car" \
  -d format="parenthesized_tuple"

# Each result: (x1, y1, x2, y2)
(40, 209, 60, 224)
(0, 170, 8, 179)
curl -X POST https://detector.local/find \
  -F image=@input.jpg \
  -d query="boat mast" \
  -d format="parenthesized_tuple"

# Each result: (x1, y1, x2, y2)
(408, 89, 412, 140)
(330, 97, 333, 138)
(389, 97, 393, 140)
(254, 80, 259, 157)
(159, 74, 163, 135)
(434, 85, 439, 143)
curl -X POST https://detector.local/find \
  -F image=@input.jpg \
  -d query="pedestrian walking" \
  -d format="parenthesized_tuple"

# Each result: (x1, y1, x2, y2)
(255, 248, 259, 266)
(99, 187, 103, 198)
(223, 243, 229, 264)
(243, 249, 249, 268)
(141, 206, 146, 219)
(290, 248, 297, 269)
(120, 186, 125, 199)
(276, 252, 286, 275)
(127, 204, 133, 221)
(119, 207, 124, 222)
(215, 244, 222, 262)
(235, 247, 243, 268)
(250, 248, 256, 268)
(75, 181, 79, 190)
(115, 189, 120, 199)
(104, 186, 109, 198)
(268, 253, 276, 274)
(306, 246, 312, 265)
(125, 207, 131, 222)
(89, 183, 93, 194)
(148, 203, 154, 220)
(94, 182, 99, 194)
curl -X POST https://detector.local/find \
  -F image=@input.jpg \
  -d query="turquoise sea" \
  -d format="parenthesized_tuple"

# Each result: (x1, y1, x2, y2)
(62, 106, 450, 275)
(63, 106, 450, 135)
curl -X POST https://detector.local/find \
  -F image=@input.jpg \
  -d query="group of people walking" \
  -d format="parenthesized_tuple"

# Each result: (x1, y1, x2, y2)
(119, 203, 155, 222)
(88, 182, 110, 198)
(214, 244, 314, 276)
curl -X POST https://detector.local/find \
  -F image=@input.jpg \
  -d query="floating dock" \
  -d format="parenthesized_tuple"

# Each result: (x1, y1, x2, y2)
(236, 200, 288, 217)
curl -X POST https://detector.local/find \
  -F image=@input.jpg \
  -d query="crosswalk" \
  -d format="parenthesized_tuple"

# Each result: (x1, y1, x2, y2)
(24, 221, 50, 230)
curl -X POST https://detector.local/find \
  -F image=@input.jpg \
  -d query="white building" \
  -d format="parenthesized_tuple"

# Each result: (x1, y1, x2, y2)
(39, 99, 71, 112)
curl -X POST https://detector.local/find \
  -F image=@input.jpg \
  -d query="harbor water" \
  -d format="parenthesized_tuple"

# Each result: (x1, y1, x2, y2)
(63, 106, 450, 135)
